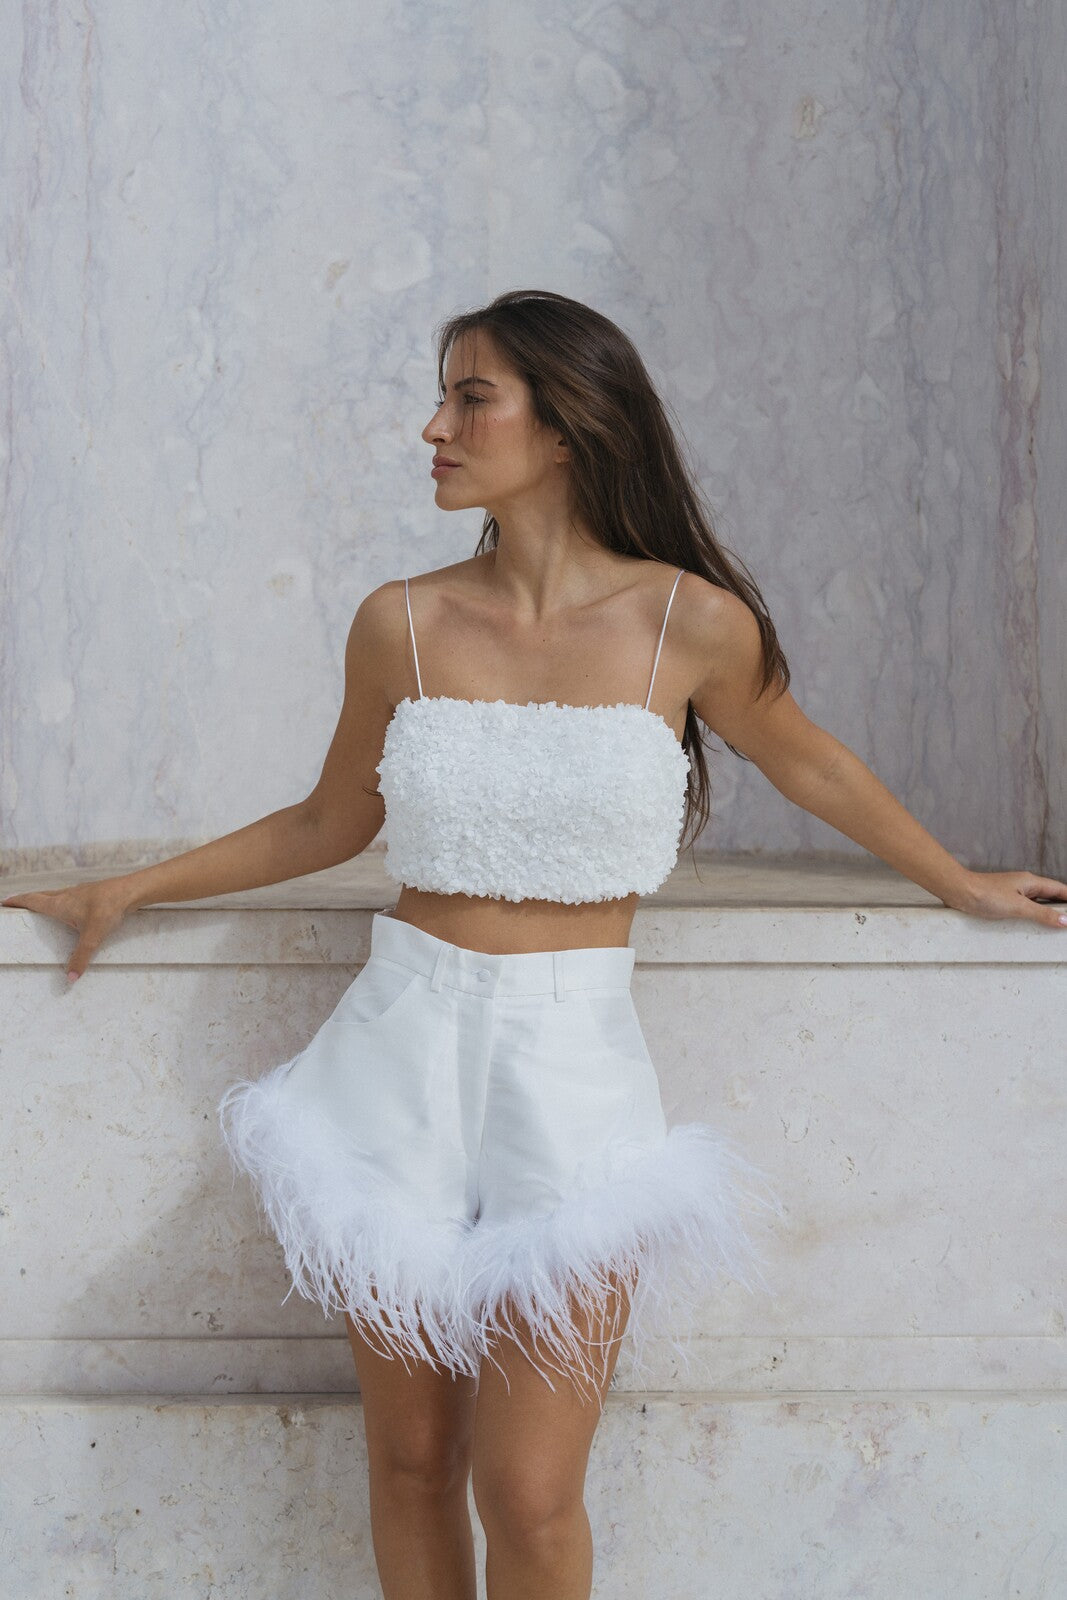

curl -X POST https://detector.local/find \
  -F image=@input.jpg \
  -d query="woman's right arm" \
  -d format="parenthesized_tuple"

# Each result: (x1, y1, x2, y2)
(1, 583, 403, 978)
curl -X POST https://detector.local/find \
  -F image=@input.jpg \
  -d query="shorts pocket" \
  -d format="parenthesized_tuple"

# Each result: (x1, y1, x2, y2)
(567, 988, 654, 1069)
(335, 955, 423, 1028)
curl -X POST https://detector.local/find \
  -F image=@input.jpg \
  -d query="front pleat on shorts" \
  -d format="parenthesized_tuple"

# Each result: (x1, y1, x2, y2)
(217, 911, 784, 1398)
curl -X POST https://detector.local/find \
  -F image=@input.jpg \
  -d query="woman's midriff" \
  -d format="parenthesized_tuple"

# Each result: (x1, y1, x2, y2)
(387, 885, 641, 955)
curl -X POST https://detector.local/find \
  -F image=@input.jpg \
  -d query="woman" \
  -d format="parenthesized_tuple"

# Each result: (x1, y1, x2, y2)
(6, 288, 1066, 1600)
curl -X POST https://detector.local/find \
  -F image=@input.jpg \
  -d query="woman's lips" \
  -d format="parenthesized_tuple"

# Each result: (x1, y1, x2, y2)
(431, 463, 460, 477)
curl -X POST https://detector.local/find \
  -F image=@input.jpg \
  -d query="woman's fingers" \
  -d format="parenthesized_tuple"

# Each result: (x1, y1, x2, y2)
(965, 871, 1067, 927)
(1, 889, 78, 927)
(1, 882, 131, 977)
(65, 912, 105, 978)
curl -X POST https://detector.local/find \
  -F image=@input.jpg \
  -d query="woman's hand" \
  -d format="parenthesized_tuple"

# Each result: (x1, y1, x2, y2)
(945, 870, 1067, 927)
(1, 879, 135, 981)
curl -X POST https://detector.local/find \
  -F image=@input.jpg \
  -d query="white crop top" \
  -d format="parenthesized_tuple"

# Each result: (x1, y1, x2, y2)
(374, 568, 692, 905)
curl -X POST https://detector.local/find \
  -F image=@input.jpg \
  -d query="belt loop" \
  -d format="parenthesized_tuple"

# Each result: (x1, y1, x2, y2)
(429, 944, 449, 993)
(553, 949, 566, 1003)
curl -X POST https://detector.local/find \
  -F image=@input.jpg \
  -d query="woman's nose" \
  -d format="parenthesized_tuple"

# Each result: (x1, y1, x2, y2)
(422, 410, 451, 444)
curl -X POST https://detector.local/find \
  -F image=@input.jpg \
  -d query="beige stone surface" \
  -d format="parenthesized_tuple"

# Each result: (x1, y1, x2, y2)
(2, 869, 1063, 1397)
(4, 1395, 1064, 1599)
(0, 848, 946, 910)
(3, 864, 1064, 1599)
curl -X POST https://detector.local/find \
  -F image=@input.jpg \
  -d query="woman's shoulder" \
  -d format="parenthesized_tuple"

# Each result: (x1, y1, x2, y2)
(357, 556, 482, 617)
(403, 554, 487, 589)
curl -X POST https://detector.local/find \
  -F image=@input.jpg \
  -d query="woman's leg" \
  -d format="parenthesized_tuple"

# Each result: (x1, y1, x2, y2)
(344, 1309, 480, 1600)
(470, 1270, 632, 1600)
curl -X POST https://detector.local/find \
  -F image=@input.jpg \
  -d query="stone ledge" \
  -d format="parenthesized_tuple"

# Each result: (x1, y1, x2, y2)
(6, 1388, 1067, 1406)
(2, 1334, 1062, 1397)
(2, 901, 1063, 966)
(5, 854, 1066, 965)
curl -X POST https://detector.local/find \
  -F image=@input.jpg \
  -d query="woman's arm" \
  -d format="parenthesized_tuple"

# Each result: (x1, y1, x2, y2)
(111, 585, 399, 910)
(2, 584, 403, 972)
(106, 802, 342, 912)
(684, 583, 1067, 927)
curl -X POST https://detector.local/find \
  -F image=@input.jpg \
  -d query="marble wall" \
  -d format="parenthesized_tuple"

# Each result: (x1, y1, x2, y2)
(7, 1397, 1063, 1599)
(3, 1, 1064, 872)
(2, 875, 1064, 1595)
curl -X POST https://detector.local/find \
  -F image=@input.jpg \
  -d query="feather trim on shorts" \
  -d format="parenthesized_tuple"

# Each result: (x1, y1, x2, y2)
(217, 1059, 480, 1378)
(457, 1123, 784, 1404)
(219, 1065, 782, 1402)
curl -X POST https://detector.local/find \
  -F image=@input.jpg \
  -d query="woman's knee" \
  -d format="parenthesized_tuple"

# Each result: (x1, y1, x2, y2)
(472, 1459, 584, 1548)
(376, 1420, 474, 1500)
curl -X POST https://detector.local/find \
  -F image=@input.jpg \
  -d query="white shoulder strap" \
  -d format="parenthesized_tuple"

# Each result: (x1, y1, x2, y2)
(644, 568, 685, 710)
(404, 576, 424, 699)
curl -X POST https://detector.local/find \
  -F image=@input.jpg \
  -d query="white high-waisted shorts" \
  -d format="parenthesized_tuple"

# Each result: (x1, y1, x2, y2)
(218, 910, 781, 1397)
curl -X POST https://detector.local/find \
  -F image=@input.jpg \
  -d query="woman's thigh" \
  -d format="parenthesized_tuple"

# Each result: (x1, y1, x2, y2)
(345, 1310, 479, 1493)
(469, 1270, 632, 1529)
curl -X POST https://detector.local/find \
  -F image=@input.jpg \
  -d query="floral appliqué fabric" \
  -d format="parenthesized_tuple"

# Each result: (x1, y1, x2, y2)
(375, 696, 692, 904)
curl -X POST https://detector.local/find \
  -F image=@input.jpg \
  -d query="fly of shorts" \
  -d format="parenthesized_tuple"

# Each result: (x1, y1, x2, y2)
(217, 910, 783, 1402)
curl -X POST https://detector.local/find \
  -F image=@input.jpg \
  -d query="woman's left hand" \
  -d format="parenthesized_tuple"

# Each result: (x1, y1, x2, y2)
(947, 871, 1067, 927)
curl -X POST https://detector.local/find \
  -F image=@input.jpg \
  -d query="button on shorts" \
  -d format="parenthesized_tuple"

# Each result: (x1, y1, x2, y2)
(218, 910, 781, 1397)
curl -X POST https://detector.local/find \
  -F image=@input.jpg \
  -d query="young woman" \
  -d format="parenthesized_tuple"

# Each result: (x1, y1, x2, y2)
(6, 288, 1066, 1600)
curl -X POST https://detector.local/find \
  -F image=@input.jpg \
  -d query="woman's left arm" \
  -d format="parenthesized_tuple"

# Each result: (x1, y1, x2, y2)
(686, 584, 1067, 928)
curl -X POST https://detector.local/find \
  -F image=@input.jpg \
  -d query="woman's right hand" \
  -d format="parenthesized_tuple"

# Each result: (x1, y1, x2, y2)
(1, 879, 136, 981)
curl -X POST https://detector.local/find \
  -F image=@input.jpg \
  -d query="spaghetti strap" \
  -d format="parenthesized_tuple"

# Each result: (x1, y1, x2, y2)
(404, 576, 424, 700)
(644, 568, 685, 711)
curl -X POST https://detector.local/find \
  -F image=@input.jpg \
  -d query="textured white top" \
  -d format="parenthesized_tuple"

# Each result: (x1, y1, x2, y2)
(375, 569, 692, 905)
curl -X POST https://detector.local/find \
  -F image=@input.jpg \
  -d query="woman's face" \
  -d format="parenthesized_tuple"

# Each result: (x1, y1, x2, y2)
(421, 331, 567, 518)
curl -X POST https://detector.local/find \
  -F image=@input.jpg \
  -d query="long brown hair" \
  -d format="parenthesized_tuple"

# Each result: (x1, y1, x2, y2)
(434, 288, 790, 851)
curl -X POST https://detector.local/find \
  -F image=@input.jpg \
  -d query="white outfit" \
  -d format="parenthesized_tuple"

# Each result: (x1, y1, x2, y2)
(375, 567, 691, 905)
(217, 566, 783, 1397)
